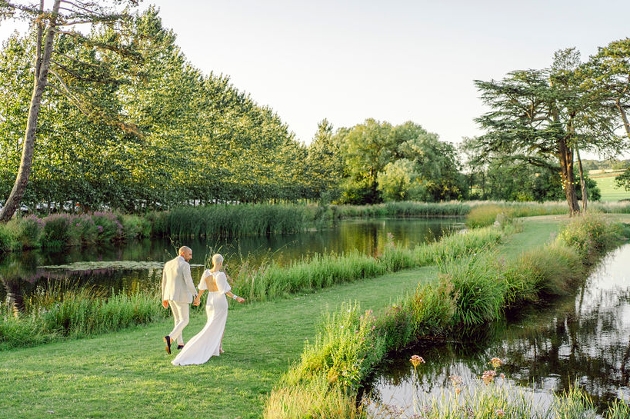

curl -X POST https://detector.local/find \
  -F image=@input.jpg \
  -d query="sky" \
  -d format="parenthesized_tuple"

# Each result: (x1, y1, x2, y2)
(2, 0, 630, 153)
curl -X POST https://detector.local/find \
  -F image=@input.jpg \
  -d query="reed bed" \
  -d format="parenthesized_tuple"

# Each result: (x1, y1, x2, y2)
(232, 227, 505, 302)
(0, 284, 165, 350)
(330, 202, 470, 219)
(264, 214, 627, 419)
(148, 204, 311, 238)
(2, 200, 604, 252)
(0, 212, 150, 252)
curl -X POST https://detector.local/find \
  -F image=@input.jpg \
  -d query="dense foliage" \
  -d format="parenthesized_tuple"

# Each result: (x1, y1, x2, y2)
(1, 5, 629, 214)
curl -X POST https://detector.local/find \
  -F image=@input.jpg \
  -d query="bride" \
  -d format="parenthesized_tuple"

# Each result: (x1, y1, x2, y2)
(172, 253, 245, 366)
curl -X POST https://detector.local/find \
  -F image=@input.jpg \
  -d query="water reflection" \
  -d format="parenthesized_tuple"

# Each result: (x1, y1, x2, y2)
(0, 219, 460, 311)
(365, 243, 630, 414)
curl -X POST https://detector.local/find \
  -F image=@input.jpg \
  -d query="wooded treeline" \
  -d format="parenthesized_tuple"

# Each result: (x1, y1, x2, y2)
(1, 4, 629, 217)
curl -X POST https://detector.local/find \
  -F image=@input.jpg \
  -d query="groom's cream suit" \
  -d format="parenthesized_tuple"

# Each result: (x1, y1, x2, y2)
(162, 252, 197, 347)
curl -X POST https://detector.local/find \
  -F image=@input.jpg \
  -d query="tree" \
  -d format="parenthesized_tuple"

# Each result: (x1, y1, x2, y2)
(377, 159, 417, 201)
(0, 0, 140, 221)
(583, 38, 630, 190)
(338, 119, 395, 204)
(394, 123, 465, 201)
(583, 38, 630, 141)
(335, 119, 465, 204)
(304, 119, 344, 203)
(474, 48, 622, 215)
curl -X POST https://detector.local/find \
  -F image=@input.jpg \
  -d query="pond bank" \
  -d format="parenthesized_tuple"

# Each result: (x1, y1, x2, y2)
(264, 214, 630, 418)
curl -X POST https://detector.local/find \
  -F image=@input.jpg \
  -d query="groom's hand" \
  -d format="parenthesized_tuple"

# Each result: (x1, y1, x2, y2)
(162, 300, 169, 309)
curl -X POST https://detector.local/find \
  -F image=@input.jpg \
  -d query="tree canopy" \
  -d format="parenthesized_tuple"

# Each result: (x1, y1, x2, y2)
(1, 5, 628, 216)
(471, 44, 628, 214)
(0, 6, 308, 215)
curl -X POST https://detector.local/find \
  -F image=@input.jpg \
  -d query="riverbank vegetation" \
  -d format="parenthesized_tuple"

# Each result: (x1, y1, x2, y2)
(0, 284, 164, 351)
(263, 214, 629, 418)
(232, 226, 504, 303)
(0, 218, 503, 350)
(2, 200, 630, 253)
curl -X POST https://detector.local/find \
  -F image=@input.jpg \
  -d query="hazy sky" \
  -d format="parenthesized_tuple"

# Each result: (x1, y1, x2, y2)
(2, 0, 630, 151)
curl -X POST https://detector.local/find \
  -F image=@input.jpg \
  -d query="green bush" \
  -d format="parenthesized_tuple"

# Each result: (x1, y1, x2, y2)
(0, 222, 18, 252)
(68, 214, 98, 245)
(41, 214, 72, 248)
(439, 253, 506, 328)
(8, 216, 43, 249)
(286, 302, 386, 392)
(405, 281, 455, 338)
(374, 301, 416, 352)
(121, 214, 151, 239)
(515, 243, 584, 298)
(557, 214, 623, 262)
(91, 212, 124, 242)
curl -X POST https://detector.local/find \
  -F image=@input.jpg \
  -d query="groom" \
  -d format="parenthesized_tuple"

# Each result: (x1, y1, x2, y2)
(162, 246, 197, 354)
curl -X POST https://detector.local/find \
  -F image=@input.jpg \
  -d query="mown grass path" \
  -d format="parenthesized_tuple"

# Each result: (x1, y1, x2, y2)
(0, 216, 587, 419)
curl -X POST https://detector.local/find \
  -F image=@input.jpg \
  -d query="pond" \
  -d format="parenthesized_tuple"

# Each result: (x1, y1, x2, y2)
(0, 218, 462, 307)
(362, 243, 630, 416)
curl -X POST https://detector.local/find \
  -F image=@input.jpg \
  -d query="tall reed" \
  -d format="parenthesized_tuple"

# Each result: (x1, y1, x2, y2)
(330, 202, 470, 219)
(233, 227, 504, 302)
(438, 252, 507, 328)
(264, 376, 365, 419)
(0, 284, 165, 349)
(149, 204, 309, 238)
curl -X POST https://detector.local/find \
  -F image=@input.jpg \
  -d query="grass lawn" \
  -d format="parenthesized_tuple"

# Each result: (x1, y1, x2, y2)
(1, 215, 615, 419)
(591, 170, 630, 202)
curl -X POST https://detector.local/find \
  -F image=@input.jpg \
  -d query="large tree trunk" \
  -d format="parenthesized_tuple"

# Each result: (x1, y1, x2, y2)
(616, 97, 630, 138)
(0, 0, 60, 222)
(558, 138, 580, 216)
(576, 147, 588, 212)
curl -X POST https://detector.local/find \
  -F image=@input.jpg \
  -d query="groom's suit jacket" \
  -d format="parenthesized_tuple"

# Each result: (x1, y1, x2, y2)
(162, 255, 197, 303)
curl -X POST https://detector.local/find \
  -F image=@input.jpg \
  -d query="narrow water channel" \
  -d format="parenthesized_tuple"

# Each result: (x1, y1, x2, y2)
(363, 243, 630, 415)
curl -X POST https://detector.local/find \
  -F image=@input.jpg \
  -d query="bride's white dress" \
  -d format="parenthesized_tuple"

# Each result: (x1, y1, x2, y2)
(172, 269, 230, 366)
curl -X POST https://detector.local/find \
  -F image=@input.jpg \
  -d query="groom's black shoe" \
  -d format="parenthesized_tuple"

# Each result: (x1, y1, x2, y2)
(177, 344, 185, 350)
(164, 336, 172, 354)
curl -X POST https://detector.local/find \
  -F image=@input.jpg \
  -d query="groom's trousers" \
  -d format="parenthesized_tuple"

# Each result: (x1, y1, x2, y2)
(167, 300, 190, 345)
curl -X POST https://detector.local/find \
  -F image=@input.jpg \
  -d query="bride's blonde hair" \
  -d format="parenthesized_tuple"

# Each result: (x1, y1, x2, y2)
(212, 254, 224, 266)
